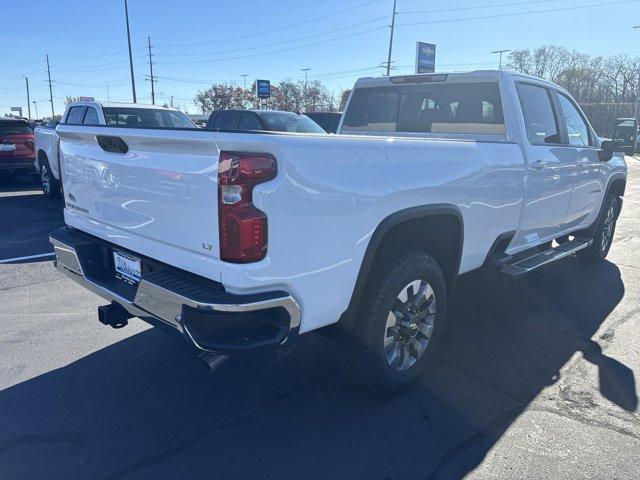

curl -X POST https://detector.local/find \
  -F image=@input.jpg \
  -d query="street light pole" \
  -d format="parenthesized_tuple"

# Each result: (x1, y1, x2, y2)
(385, 0, 397, 76)
(23, 76, 31, 121)
(32, 101, 38, 120)
(124, 0, 137, 103)
(491, 49, 511, 69)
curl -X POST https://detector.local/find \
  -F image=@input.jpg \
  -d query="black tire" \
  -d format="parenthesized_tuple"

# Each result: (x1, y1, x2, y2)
(577, 194, 620, 262)
(337, 251, 447, 395)
(39, 155, 61, 199)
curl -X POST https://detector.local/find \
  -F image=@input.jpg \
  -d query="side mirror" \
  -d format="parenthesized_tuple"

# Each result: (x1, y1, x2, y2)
(598, 140, 616, 162)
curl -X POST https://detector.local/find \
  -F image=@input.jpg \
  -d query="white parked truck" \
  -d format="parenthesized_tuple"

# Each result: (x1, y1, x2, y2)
(49, 71, 627, 394)
(34, 101, 195, 198)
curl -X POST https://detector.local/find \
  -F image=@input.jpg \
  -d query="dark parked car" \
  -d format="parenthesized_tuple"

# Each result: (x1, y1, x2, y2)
(0, 118, 36, 179)
(612, 118, 638, 154)
(304, 111, 342, 133)
(206, 109, 325, 134)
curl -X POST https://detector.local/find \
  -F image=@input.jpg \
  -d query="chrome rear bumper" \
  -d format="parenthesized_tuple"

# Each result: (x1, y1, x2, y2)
(50, 227, 300, 353)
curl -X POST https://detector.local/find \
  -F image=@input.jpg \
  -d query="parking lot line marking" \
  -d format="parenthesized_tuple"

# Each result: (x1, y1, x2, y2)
(0, 252, 56, 264)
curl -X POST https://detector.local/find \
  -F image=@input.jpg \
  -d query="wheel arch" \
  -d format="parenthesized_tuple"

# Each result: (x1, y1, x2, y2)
(338, 204, 463, 330)
(576, 173, 626, 238)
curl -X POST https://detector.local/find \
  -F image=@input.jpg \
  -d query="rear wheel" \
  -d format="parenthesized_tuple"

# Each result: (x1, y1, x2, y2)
(39, 156, 61, 199)
(577, 194, 620, 262)
(338, 251, 447, 395)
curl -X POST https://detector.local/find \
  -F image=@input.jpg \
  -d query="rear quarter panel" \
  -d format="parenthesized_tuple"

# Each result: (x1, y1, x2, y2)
(213, 133, 525, 333)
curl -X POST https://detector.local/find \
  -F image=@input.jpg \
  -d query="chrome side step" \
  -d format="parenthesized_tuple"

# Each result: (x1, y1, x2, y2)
(501, 237, 591, 278)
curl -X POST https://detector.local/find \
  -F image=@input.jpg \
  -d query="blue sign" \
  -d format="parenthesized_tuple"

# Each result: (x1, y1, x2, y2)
(256, 79, 271, 99)
(416, 42, 436, 74)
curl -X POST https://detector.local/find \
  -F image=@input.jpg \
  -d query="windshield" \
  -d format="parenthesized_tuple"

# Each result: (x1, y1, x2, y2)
(259, 112, 325, 133)
(0, 121, 32, 135)
(102, 107, 196, 129)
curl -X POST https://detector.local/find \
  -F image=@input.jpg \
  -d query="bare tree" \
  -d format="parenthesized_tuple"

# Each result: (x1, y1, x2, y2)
(507, 46, 640, 135)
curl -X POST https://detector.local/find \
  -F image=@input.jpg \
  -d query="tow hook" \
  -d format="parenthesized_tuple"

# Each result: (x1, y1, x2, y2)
(97, 303, 132, 329)
(198, 351, 229, 372)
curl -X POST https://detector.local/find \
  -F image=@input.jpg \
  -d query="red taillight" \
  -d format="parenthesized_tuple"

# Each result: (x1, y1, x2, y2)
(218, 151, 277, 263)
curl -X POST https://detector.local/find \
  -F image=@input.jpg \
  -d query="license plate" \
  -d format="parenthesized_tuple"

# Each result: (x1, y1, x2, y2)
(0, 144, 16, 152)
(113, 251, 141, 284)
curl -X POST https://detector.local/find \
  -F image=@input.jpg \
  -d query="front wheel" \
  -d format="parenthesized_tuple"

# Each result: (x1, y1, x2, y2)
(578, 194, 620, 262)
(39, 157, 61, 199)
(338, 251, 447, 395)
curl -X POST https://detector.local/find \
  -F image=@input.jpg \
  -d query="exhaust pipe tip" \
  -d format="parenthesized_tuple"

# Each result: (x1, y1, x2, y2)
(198, 351, 229, 373)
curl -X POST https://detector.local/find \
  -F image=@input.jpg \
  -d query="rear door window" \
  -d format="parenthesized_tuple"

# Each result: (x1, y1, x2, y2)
(66, 106, 87, 125)
(516, 83, 561, 144)
(83, 107, 100, 125)
(342, 82, 505, 135)
(102, 107, 195, 128)
(213, 113, 238, 130)
(238, 113, 262, 130)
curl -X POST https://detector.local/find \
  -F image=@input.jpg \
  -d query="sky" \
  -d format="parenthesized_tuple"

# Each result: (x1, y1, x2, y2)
(1, 0, 639, 118)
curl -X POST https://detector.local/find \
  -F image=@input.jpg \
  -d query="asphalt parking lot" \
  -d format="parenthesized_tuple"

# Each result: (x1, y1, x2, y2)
(1, 161, 639, 480)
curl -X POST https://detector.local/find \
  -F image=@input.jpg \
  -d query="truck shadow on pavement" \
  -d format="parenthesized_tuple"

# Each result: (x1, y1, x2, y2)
(0, 260, 633, 479)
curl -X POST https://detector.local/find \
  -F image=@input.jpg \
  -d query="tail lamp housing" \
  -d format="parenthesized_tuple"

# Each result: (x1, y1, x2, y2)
(218, 151, 277, 263)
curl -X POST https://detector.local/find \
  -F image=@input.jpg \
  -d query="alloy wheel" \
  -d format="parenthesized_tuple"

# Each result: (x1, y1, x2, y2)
(601, 204, 616, 253)
(384, 279, 436, 372)
(41, 163, 50, 195)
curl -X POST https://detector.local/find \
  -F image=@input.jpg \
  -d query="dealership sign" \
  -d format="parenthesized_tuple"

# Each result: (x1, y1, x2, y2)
(415, 42, 436, 74)
(256, 79, 271, 98)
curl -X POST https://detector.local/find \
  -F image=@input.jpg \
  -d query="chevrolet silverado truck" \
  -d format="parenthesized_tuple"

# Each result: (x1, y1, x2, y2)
(34, 101, 195, 198)
(49, 71, 627, 395)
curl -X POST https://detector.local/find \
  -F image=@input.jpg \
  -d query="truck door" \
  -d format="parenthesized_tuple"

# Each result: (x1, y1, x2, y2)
(513, 82, 576, 249)
(552, 91, 605, 232)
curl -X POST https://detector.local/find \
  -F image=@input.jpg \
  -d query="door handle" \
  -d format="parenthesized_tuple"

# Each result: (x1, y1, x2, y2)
(97, 135, 129, 154)
(531, 160, 547, 170)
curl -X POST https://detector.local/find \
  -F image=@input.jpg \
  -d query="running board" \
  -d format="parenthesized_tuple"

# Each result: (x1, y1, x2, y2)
(501, 237, 592, 278)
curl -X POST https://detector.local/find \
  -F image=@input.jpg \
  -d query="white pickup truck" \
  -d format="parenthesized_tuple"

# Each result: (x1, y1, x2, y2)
(34, 102, 195, 198)
(49, 71, 627, 395)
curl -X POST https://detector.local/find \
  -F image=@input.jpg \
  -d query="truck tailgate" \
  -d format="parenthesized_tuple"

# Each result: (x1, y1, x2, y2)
(57, 126, 220, 260)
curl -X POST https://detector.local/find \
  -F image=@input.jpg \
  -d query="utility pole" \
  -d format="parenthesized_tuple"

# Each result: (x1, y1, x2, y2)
(23, 76, 31, 121)
(385, 0, 397, 76)
(301, 67, 311, 111)
(32, 101, 38, 120)
(124, 0, 137, 103)
(633, 26, 640, 121)
(241, 74, 248, 91)
(106, 83, 110, 105)
(146, 36, 156, 104)
(170, 95, 174, 108)
(46, 55, 55, 118)
(491, 49, 511, 69)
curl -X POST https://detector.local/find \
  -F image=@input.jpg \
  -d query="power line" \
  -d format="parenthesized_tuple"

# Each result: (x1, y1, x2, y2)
(399, 0, 566, 15)
(155, 0, 383, 48)
(396, 0, 640, 27)
(155, 25, 387, 65)
(53, 46, 146, 62)
(153, 15, 389, 58)
(52, 55, 147, 71)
